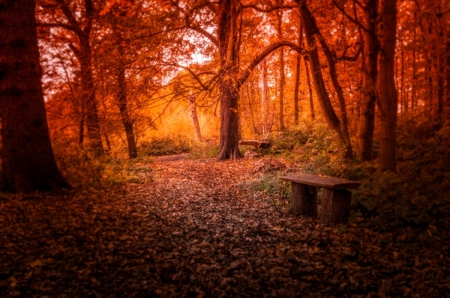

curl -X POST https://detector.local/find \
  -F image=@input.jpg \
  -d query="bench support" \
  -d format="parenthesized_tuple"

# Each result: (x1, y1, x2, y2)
(291, 183, 317, 216)
(320, 189, 351, 225)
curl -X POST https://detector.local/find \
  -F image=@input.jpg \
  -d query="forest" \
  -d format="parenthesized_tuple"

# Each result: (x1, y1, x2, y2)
(1, 0, 449, 296)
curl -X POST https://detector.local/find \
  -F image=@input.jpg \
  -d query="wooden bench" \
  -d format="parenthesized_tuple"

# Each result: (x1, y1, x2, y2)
(280, 174, 361, 225)
(239, 140, 272, 149)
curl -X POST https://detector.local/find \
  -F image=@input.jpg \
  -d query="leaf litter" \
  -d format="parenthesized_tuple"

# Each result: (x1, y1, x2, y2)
(0, 157, 449, 297)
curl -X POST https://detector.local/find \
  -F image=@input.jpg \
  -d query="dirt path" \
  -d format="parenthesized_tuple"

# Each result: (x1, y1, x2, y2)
(0, 158, 448, 297)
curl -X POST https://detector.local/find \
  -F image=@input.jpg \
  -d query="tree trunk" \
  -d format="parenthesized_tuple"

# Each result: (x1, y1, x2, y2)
(357, 0, 379, 161)
(294, 24, 303, 126)
(79, 40, 103, 155)
(304, 5, 353, 159)
(0, 0, 72, 193)
(261, 58, 271, 135)
(277, 1, 285, 131)
(218, 83, 241, 159)
(291, 183, 317, 217)
(378, 0, 398, 172)
(304, 57, 315, 120)
(217, 0, 242, 160)
(296, 1, 346, 148)
(117, 50, 138, 159)
(189, 94, 202, 141)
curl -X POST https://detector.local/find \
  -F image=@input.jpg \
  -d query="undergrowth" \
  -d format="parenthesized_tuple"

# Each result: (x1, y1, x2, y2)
(53, 140, 154, 189)
(254, 119, 450, 240)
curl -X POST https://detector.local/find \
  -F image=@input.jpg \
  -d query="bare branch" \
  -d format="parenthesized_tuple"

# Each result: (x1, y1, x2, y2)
(187, 25, 219, 48)
(331, 0, 370, 33)
(239, 40, 303, 86)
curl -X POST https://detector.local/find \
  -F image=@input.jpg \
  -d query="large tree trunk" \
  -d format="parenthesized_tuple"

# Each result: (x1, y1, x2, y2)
(0, 0, 72, 193)
(357, 0, 379, 161)
(378, 0, 398, 172)
(218, 84, 241, 159)
(217, 0, 242, 160)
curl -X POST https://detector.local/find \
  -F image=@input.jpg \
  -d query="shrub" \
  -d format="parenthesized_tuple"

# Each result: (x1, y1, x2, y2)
(139, 136, 190, 156)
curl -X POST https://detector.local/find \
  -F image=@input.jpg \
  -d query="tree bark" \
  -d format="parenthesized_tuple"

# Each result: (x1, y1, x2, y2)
(261, 58, 271, 135)
(357, 0, 379, 161)
(277, 0, 285, 131)
(117, 46, 138, 159)
(291, 183, 317, 217)
(302, 5, 353, 159)
(378, 0, 398, 172)
(217, 0, 242, 160)
(0, 0, 72, 193)
(294, 24, 303, 126)
(304, 57, 315, 120)
(189, 94, 202, 141)
(296, 1, 346, 149)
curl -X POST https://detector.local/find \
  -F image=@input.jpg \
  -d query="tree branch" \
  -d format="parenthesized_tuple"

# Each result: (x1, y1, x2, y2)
(239, 40, 303, 86)
(331, 0, 370, 33)
(187, 25, 219, 48)
(55, 0, 82, 36)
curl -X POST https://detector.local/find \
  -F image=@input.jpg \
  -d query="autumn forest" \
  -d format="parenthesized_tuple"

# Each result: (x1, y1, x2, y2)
(1, 0, 450, 296)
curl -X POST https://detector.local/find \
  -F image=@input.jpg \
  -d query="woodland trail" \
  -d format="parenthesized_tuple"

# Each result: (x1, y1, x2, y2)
(0, 157, 449, 297)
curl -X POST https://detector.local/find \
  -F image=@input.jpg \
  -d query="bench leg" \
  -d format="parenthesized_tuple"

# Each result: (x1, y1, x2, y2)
(291, 183, 317, 217)
(320, 188, 351, 225)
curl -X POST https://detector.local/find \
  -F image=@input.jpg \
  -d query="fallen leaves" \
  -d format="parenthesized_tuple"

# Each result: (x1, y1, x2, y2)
(0, 157, 449, 297)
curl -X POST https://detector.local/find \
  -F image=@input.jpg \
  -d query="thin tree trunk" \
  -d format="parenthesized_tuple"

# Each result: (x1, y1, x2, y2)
(304, 58, 315, 121)
(378, 0, 398, 172)
(305, 6, 353, 159)
(116, 41, 138, 159)
(0, 0, 71, 192)
(261, 58, 270, 134)
(294, 24, 303, 126)
(189, 94, 202, 141)
(277, 0, 285, 131)
(246, 83, 260, 135)
(296, 1, 346, 152)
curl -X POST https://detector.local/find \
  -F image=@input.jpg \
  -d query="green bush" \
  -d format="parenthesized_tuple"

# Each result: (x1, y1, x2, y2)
(53, 140, 154, 189)
(139, 137, 190, 156)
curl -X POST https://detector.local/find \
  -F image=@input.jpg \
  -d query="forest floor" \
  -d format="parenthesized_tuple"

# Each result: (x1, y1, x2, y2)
(0, 156, 449, 297)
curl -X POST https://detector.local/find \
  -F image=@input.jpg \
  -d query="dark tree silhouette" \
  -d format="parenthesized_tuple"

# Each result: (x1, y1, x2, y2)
(0, 0, 72, 192)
